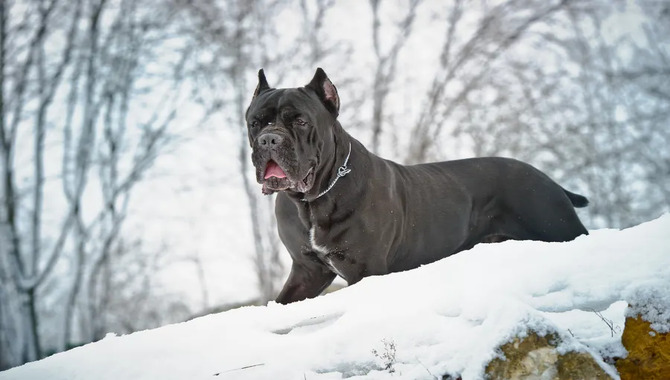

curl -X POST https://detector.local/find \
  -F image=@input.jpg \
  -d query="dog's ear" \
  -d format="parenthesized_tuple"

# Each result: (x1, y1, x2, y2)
(253, 69, 271, 99)
(306, 68, 340, 117)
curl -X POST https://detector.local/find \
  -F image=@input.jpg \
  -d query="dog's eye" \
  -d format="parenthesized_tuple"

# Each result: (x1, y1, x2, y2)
(251, 120, 260, 129)
(295, 117, 308, 126)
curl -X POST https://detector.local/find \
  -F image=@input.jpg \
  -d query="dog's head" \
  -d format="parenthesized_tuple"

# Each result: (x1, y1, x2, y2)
(245, 68, 340, 195)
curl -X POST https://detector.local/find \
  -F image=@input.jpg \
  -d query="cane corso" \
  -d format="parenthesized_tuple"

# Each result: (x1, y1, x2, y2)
(245, 68, 589, 304)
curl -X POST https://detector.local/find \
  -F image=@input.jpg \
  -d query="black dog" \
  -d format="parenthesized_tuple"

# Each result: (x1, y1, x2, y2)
(246, 68, 589, 305)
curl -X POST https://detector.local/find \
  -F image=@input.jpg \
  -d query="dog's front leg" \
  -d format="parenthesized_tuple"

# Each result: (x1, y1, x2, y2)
(275, 260, 336, 304)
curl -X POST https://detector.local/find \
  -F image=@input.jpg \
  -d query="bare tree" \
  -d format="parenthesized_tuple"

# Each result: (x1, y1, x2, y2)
(299, 0, 335, 65)
(86, 238, 193, 338)
(406, 0, 572, 164)
(174, 0, 278, 303)
(0, 0, 192, 368)
(176, 0, 356, 303)
(369, 0, 422, 154)
(0, 0, 77, 363)
(445, 1, 670, 228)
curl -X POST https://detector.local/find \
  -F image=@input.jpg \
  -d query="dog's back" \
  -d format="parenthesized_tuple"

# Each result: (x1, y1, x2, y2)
(421, 157, 589, 243)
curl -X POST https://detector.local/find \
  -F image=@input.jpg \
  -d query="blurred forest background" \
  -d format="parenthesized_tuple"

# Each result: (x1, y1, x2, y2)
(1, 0, 668, 370)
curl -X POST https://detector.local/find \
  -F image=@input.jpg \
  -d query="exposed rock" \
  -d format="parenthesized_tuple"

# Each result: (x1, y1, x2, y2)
(616, 315, 670, 380)
(485, 331, 612, 380)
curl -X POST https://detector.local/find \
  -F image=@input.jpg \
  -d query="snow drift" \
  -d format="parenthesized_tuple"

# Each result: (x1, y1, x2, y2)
(2, 215, 669, 380)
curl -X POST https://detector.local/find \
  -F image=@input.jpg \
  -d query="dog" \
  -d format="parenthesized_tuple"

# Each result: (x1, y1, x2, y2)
(245, 68, 589, 304)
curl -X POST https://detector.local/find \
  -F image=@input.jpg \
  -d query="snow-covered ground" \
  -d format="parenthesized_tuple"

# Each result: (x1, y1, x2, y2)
(2, 214, 669, 380)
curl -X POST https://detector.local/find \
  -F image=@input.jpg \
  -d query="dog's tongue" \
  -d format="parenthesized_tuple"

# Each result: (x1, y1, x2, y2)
(264, 161, 287, 179)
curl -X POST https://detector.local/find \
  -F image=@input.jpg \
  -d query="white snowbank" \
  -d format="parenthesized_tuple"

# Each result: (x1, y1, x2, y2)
(2, 214, 669, 380)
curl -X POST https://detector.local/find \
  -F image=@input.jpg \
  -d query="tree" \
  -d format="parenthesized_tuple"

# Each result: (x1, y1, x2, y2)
(174, 0, 284, 304)
(0, 0, 191, 368)
(406, 0, 573, 164)
(176, 0, 355, 303)
(369, 0, 422, 154)
(445, 1, 670, 227)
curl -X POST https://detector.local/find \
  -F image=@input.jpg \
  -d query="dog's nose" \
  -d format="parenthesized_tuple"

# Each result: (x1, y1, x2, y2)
(258, 133, 283, 147)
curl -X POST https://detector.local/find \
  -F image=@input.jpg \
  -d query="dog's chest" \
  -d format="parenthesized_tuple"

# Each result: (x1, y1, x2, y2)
(309, 225, 348, 279)
(309, 226, 330, 255)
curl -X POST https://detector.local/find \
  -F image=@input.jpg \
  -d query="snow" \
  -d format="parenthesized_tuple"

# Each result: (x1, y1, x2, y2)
(624, 280, 670, 333)
(2, 214, 669, 380)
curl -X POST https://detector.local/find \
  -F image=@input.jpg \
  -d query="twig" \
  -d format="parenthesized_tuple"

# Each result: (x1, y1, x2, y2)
(213, 363, 265, 376)
(416, 356, 437, 379)
(591, 309, 621, 337)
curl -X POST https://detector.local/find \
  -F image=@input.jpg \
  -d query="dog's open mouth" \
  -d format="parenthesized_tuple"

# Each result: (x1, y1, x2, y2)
(264, 160, 287, 179)
(261, 160, 314, 195)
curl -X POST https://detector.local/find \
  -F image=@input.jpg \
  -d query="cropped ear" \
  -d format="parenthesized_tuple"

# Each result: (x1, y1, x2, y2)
(252, 69, 271, 99)
(306, 68, 340, 117)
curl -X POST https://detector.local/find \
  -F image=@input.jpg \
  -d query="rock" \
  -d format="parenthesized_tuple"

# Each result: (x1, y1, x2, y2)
(485, 331, 612, 380)
(616, 315, 670, 380)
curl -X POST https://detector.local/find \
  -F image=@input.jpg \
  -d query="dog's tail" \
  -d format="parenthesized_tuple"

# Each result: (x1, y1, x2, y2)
(563, 189, 589, 208)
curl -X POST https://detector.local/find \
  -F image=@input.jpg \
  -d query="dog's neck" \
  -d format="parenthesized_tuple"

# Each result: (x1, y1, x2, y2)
(290, 134, 370, 230)
(302, 143, 351, 202)
(301, 134, 353, 202)
(288, 127, 371, 225)
(299, 123, 359, 203)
